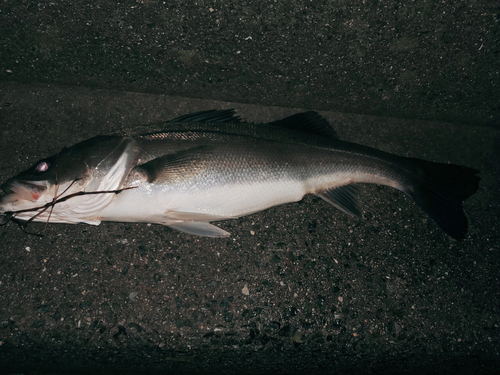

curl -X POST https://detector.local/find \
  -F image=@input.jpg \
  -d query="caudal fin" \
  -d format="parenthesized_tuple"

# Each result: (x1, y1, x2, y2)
(405, 159, 480, 240)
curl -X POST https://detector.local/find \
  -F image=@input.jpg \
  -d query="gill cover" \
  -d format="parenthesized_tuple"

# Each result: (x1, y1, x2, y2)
(0, 136, 137, 224)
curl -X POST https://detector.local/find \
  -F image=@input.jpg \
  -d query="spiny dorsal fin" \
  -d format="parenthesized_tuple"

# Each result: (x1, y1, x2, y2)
(269, 111, 339, 138)
(169, 109, 243, 124)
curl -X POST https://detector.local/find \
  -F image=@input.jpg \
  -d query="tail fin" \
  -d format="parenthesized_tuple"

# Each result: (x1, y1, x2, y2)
(404, 159, 480, 240)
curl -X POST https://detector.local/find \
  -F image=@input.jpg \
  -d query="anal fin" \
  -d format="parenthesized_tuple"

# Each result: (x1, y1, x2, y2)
(316, 184, 362, 218)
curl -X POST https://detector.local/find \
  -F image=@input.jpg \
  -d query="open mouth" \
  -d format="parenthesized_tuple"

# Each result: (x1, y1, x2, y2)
(1, 180, 48, 203)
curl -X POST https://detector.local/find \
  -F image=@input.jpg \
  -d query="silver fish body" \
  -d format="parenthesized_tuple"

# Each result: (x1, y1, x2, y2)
(0, 110, 480, 239)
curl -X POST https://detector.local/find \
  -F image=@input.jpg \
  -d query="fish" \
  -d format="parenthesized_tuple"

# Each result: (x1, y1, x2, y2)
(0, 110, 480, 239)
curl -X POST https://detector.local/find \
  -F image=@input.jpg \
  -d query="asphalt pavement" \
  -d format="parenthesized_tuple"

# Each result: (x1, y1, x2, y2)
(0, 1, 499, 374)
(0, 83, 498, 374)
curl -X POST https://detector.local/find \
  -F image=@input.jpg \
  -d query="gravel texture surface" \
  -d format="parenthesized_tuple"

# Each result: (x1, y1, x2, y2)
(0, 84, 498, 374)
(0, 1, 499, 373)
(1, 1, 498, 126)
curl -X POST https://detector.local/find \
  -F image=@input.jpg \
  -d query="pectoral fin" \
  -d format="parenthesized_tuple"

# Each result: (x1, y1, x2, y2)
(134, 146, 212, 184)
(167, 221, 230, 237)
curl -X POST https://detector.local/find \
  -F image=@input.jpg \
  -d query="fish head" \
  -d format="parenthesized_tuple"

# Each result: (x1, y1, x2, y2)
(0, 147, 90, 214)
(0, 136, 136, 223)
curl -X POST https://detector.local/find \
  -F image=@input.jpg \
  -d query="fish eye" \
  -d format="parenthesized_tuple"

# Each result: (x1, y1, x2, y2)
(35, 161, 50, 173)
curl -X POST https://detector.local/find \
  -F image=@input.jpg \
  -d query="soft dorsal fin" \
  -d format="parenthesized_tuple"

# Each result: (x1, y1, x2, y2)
(169, 109, 243, 123)
(269, 111, 339, 138)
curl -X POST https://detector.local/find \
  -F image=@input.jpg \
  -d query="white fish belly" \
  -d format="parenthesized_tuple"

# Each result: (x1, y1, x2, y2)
(97, 178, 309, 224)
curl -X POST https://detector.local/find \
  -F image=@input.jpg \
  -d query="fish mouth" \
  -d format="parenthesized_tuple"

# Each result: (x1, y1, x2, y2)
(0, 179, 48, 205)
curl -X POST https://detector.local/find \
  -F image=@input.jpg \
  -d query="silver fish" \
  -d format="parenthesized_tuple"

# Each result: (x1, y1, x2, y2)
(0, 110, 480, 239)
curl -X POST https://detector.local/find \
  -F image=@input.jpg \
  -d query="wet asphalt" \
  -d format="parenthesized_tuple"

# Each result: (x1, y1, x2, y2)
(0, 1, 499, 374)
